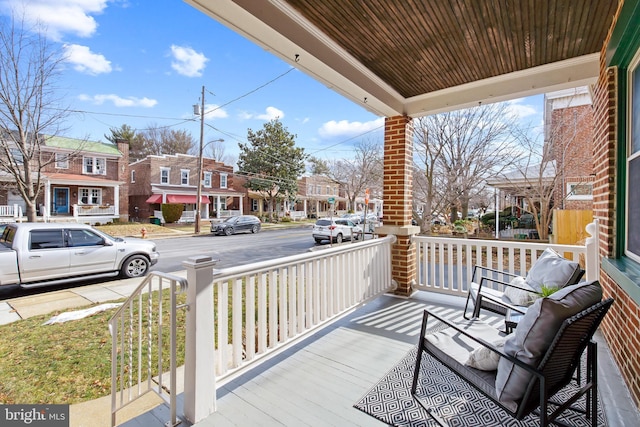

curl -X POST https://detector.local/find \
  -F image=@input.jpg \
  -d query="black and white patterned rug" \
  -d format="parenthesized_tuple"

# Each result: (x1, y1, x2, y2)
(354, 347, 606, 427)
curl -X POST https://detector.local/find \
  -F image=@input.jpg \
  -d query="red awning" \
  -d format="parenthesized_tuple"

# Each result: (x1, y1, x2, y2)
(145, 194, 162, 204)
(145, 194, 209, 204)
(166, 194, 210, 204)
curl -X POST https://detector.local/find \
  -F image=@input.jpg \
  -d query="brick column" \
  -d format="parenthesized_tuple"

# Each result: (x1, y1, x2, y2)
(377, 115, 420, 296)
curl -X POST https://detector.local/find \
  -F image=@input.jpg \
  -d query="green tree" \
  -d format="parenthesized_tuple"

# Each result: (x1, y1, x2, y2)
(308, 156, 330, 175)
(104, 124, 147, 161)
(238, 119, 307, 221)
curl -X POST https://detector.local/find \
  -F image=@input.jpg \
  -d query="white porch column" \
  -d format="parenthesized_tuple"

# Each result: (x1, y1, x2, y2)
(114, 185, 120, 219)
(585, 219, 600, 282)
(44, 179, 51, 222)
(182, 256, 216, 423)
(216, 196, 221, 218)
(239, 195, 243, 215)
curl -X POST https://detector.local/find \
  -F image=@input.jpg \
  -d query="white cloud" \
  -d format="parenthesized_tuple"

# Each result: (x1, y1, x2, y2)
(203, 103, 228, 119)
(78, 93, 157, 108)
(170, 45, 208, 77)
(63, 44, 111, 75)
(239, 106, 284, 121)
(0, 0, 109, 41)
(506, 99, 539, 119)
(318, 117, 384, 138)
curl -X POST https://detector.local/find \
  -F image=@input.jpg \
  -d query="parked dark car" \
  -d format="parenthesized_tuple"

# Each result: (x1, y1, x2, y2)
(211, 215, 261, 236)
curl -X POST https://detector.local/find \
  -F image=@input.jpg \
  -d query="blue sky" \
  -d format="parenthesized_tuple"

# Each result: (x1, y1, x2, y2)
(1, 0, 543, 163)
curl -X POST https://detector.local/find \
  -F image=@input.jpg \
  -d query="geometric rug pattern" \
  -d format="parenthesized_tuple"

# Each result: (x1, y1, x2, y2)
(354, 347, 606, 427)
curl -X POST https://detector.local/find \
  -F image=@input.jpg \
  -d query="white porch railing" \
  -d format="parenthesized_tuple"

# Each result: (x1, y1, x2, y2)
(180, 235, 396, 423)
(0, 204, 23, 220)
(108, 272, 188, 427)
(219, 209, 241, 217)
(74, 204, 116, 216)
(413, 220, 599, 298)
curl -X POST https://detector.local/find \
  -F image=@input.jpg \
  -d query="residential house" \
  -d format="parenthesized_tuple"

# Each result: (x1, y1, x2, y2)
(0, 134, 129, 224)
(295, 175, 344, 218)
(128, 153, 246, 222)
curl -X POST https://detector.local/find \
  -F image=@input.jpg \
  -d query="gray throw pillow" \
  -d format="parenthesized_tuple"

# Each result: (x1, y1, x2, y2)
(525, 247, 581, 293)
(495, 280, 603, 406)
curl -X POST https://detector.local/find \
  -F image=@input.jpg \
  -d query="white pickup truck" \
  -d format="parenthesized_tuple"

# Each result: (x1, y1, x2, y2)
(0, 223, 159, 288)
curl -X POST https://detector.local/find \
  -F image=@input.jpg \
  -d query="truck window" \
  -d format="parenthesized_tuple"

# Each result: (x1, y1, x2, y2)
(30, 229, 65, 250)
(67, 229, 103, 247)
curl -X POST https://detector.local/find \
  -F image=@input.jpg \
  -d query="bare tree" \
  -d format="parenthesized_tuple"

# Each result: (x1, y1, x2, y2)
(0, 15, 72, 221)
(413, 103, 522, 227)
(494, 103, 594, 240)
(327, 139, 383, 211)
(204, 138, 235, 166)
(135, 123, 196, 158)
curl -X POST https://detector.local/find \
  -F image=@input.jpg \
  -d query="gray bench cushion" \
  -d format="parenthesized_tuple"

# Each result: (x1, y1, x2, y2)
(525, 247, 582, 292)
(495, 280, 603, 407)
(424, 319, 504, 400)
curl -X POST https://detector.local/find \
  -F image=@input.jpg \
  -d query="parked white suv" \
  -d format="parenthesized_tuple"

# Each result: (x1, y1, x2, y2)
(312, 218, 362, 244)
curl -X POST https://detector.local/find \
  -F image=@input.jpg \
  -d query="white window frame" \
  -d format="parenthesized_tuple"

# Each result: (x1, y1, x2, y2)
(181, 169, 190, 186)
(203, 171, 212, 188)
(130, 170, 136, 183)
(55, 153, 69, 169)
(79, 188, 102, 205)
(252, 199, 259, 211)
(220, 173, 228, 189)
(566, 182, 593, 200)
(83, 156, 107, 175)
(160, 167, 170, 184)
(626, 48, 640, 263)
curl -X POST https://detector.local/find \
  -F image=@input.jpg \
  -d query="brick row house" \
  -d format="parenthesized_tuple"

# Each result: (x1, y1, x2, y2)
(0, 135, 129, 224)
(128, 153, 248, 223)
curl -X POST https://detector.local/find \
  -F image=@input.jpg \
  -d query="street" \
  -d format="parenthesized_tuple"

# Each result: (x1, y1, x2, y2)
(150, 227, 316, 272)
(0, 227, 317, 300)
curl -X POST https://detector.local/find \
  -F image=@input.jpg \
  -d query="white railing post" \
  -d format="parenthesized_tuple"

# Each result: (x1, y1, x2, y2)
(585, 219, 600, 282)
(73, 204, 79, 222)
(182, 255, 217, 423)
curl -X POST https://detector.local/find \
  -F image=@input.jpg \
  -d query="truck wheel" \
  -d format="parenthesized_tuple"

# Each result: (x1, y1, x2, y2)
(121, 255, 149, 278)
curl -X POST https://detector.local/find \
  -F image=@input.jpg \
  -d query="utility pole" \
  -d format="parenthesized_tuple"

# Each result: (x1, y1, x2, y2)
(195, 85, 205, 234)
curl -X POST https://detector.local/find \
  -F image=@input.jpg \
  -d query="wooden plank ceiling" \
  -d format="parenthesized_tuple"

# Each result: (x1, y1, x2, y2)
(187, 0, 619, 117)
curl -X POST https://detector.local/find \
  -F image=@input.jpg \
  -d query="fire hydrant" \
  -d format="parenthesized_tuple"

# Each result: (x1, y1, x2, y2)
(140, 227, 147, 239)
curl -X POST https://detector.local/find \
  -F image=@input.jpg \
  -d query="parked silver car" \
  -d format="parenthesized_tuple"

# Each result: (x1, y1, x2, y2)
(312, 218, 362, 244)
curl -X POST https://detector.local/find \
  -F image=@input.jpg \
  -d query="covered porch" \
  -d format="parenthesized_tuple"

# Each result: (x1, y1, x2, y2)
(106, 0, 639, 425)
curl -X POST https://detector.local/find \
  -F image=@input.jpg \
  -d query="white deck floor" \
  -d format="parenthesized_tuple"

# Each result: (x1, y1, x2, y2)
(118, 291, 639, 427)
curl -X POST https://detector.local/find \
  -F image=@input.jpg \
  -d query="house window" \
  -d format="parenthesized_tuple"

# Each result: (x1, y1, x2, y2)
(181, 170, 189, 185)
(160, 167, 170, 184)
(626, 49, 640, 262)
(308, 184, 313, 194)
(220, 173, 228, 189)
(203, 172, 212, 188)
(130, 170, 136, 183)
(79, 188, 102, 205)
(252, 199, 259, 211)
(83, 157, 106, 175)
(55, 153, 69, 169)
(566, 182, 593, 200)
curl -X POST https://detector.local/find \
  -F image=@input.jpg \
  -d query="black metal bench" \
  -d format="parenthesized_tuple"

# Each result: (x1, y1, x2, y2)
(412, 290, 613, 426)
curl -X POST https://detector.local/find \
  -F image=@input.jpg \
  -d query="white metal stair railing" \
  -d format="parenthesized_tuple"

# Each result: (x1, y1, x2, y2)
(412, 220, 598, 298)
(109, 272, 188, 427)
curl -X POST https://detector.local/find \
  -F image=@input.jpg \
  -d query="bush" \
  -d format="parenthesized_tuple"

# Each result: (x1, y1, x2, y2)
(280, 216, 292, 222)
(161, 203, 184, 223)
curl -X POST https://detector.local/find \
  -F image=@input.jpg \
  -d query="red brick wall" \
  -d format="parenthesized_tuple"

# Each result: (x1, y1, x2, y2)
(383, 115, 416, 296)
(592, 2, 640, 408)
(550, 104, 595, 210)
